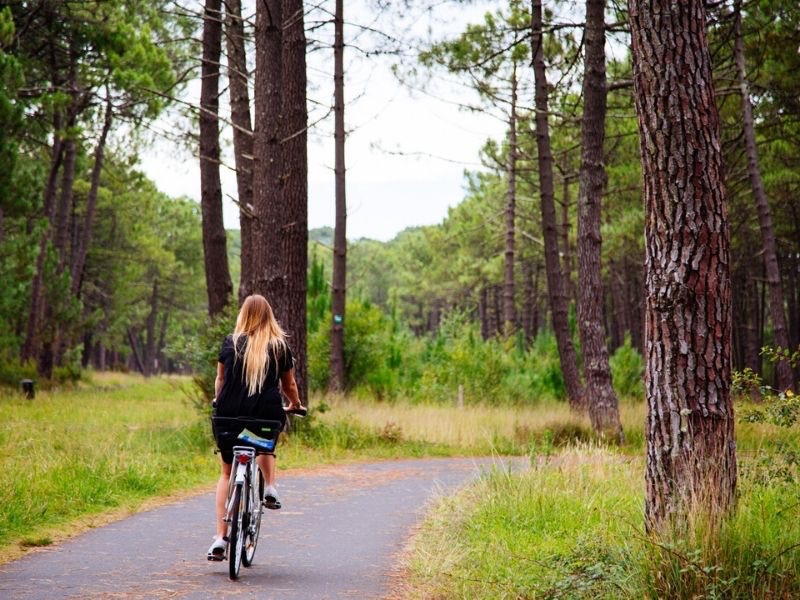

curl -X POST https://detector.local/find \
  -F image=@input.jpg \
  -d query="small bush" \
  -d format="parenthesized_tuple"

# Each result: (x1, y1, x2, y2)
(609, 335, 644, 399)
(0, 351, 36, 390)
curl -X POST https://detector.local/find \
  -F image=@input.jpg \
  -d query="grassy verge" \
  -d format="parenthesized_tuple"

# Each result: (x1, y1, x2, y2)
(0, 373, 216, 555)
(405, 438, 800, 599)
(0, 376, 462, 557)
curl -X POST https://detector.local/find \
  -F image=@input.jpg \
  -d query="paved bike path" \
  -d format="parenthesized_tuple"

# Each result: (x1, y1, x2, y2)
(0, 457, 525, 599)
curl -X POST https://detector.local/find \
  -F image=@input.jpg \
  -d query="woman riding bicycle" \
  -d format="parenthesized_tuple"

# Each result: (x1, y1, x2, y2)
(207, 294, 304, 560)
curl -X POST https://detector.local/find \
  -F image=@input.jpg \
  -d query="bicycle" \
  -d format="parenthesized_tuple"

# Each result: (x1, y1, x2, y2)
(211, 406, 307, 580)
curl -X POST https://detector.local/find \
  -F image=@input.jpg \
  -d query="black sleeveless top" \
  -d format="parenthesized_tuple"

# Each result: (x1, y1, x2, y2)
(215, 334, 294, 419)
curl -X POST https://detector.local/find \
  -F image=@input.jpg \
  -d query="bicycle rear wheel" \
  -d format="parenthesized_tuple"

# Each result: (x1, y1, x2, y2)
(242, 469, 264, 567)
(228, 483, 245, 580)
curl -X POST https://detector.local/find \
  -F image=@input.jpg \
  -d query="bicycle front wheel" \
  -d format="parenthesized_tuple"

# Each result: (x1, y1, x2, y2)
(242, 469, 264, 567)
(228, 483, 245, 580)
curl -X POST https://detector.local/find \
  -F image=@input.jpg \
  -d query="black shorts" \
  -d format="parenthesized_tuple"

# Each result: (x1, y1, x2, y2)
(212, 403, 287, 465)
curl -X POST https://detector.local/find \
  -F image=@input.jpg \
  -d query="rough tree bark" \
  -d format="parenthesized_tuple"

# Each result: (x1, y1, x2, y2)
(199, 0, 233, 317)
(329, 0, 347, 392)
(531, 0, 585, 409)
(225, 0, 255, 304)
(280, 0, 309, 401)
(629, 0, 737, 530)
(503, 64, 518, 333)
(576, 0, 623, 441)
(733, 6, 793, 391)
(252, 0, 283, 309)
(253, 0, 308, 399)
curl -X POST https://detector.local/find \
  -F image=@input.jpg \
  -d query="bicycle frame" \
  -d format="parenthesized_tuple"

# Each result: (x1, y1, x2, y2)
(211, 415, 281, 579)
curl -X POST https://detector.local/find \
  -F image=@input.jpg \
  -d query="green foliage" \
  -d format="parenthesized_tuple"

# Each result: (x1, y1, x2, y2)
(761, 345, 800, 371)
(175, 303, 237, 412)
(507, 331, 567, 402)
(608, 336, 645, 399)
(740, 390, 800, 428)
(416, 312, 508, 404)
(736, 347, 800, 427)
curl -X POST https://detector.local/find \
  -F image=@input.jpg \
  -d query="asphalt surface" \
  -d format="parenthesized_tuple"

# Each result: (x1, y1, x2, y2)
(0, 456, 526, 599)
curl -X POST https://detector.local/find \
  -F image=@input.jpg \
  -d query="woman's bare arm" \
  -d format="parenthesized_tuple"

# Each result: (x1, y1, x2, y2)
(214, 362, 225, 401)
(280, 369, 303, 409)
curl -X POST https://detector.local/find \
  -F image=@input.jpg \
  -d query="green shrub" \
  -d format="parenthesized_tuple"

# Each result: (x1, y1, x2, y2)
(415, 312, 508, 404)
(51, 346, 83, 385)
(0, 350, 36, 390)
(507, 331, 566, 402)
(609, 335, 644, 399)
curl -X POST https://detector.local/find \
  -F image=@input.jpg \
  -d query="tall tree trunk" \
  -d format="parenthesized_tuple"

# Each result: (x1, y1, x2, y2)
(225, 0, 255, 304)
(329, 0, 347, 392)
(200, 0, 233, 316)
(577, 0, 623, 441)
(71, 95, 113, 297)
(281, 0, 309, 401)
(733, 6, 793, 391)
(503, 63, 518, 333)
(253, 0, 282, 308)
(479, 286, 489, 340)
(522, 261, 534, 343)
(55, 138, 76, 271)
(629, 0, 737, 531)
(22, 111, 64, 364)
(532, 262, 541, 337)
(127, 328, 146, 375)
(560, 166, 575, 302)
(493, 285, 503, 336)
(531, 0, 585, 409)
(144, 279, 159, 377)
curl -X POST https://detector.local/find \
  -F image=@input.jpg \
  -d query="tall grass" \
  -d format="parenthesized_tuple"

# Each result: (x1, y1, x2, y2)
(405, 439, 800, 599)
(319, 396, 594, 455)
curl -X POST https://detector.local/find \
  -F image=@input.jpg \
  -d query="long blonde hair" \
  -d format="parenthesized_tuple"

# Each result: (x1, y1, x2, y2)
(231, 294, 288, 396)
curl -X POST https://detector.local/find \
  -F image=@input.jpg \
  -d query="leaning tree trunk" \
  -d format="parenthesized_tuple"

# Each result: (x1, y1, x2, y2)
(577, 0, 623, 441)
(225, 0, 255, 304)
(329, 0, 347, 393)
(733, 6, 793, 392)
(531, 0, 585, 409)
(503, 63, 518, 334)
(629, 0, 737, 531)
(280, 0, 309, 401)
(71, 94, 113, 297)
(199, 0, 233, 317)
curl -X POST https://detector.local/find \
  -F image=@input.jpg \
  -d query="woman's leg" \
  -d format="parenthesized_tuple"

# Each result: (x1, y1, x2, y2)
(256, 454, 276, 487)
(215, 459, 232, 538)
